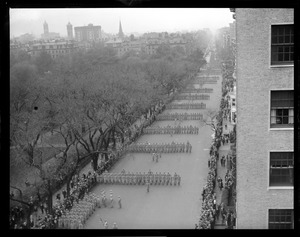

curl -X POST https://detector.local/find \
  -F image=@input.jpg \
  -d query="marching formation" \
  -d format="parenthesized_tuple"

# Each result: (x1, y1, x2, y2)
(175, 94, 210, 100)
(143, 125, 199, 135)
(98, 170, 182, 186)
(182, 88, 213, 93)
(156, 112, 203, 121)
(58, 193, 99, 229)
(127, 141, 192, 153)
(197, 76, 219, 80)
(196, 80, 218, 84)
(166, 103, 206, 109)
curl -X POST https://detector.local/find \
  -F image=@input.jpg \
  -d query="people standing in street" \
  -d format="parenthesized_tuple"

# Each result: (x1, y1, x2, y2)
(146, 181, 150, 193)
(104, 220, 108, 229)
(112, 222, 118, 229)
(110, 195, 114, 208)
(118, 196, 122, 209)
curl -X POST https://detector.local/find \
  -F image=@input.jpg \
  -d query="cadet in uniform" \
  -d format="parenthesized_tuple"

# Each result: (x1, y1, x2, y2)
(146, 181, 150, 192)
(118, 196, 122, 208)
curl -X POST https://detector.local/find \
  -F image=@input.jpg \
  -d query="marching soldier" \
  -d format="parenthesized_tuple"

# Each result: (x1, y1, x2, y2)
(154, 172, 158, 185)
(102, 195, 107, 207)
(110, 195, 114, 208)
(118, 196, 122, 208)
(170, 174, 173, 185)
(142, 172, 146, 185)
(166, 172, 170, 185)
(174, 173, 177, 186)
(158, 172, 162, 185)
(162, 172, 166, 185)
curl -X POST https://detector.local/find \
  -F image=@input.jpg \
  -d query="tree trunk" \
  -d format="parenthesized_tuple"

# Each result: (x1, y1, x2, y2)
(112, 129, 116, 150)
(121, 133, 125, 144)
(103, 137, 110, 162)
(66, 174, 72, 198)
(47, 180, 53, 214)
(25, 205, 32, 228)
(92, 153, 98, 171)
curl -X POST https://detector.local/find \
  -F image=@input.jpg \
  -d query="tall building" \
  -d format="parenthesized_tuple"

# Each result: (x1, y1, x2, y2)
(118, 20, 124, 39)
(74, 24, 101, 42)
(234, 8, 294, 229)
(43, 21, 49, 35)
(41, 21, 60, 40)
(67, 22, 73, 39)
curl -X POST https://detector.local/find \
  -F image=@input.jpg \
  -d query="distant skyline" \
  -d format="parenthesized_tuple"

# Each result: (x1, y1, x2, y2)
(10, 8, 233, 38)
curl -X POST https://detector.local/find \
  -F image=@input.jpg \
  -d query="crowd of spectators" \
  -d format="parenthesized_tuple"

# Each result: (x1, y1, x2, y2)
(198, 140, 218, 229)
(197, 58, 237, 229)
(9, 206, 25, 229)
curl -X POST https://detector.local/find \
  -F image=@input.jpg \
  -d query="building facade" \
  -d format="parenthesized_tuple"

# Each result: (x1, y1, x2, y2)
(67, 22, 73, 39)
(29, 40, 78, 59)
(74, 24, 101, 42)
(44, 21, 49, 35)
(41, 21, 60, 40)
(235, 8, 294, 228)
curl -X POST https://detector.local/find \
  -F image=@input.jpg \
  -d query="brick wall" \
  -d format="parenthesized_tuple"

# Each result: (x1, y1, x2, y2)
(235, 8, 294, 229)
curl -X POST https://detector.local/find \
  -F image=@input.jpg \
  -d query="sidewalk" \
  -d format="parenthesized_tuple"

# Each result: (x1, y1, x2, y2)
(213, 118, 234, 229)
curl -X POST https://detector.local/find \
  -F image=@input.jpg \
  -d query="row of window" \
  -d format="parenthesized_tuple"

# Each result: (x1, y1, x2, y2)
(269, 152, 293, 186)
(268, 25, 293, 229)
(270, 90, 293, 128)
(271, 25, 294, 65)
(33, 45, 74, 50)
(269, 209, 293, 229)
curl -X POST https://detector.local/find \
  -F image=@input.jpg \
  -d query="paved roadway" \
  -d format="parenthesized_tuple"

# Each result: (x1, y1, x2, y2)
(82, 69, 222, 229)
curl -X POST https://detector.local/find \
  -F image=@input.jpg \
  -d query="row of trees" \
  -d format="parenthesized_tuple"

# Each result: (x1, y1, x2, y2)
(10, 40, 207, 226)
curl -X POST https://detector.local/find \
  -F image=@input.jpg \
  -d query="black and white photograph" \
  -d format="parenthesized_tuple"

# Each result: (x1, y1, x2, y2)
(8, 5, 295, 230)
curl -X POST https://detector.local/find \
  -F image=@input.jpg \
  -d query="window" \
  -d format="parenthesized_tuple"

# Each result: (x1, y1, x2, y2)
(271, 25, 294, 65)
(270, 152, 293, 186)
(269, 209, 294, 229)
(232, 98, 236, 106)
(270, 90, 293, 128)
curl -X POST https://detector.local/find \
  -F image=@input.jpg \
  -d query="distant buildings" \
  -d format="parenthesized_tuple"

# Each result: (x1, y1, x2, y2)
(11, 33, 35, 44)
(118, 20, 124, 39)
(229, 22, 236, 46)
(11, 20, 197, 60)
(104, 27, 188, 57)
(67, 22, 73, 39)
(41, 21, 60, 40)
(74, 24, 101, 42)
(28, 40, 79, 59)
(234, 8, 294, 229)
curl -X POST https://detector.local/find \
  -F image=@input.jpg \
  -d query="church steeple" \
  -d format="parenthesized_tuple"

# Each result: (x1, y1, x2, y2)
(118, 20, 124, 39)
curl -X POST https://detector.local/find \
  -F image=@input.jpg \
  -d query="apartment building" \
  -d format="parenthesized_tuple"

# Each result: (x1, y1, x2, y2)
(74, 24, 101, 42)
(29, 40, 78, 59)
(234, 8, 294, 229)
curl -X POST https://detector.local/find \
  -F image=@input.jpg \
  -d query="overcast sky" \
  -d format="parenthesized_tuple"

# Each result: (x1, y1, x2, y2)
(10, 8, 233, 38)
